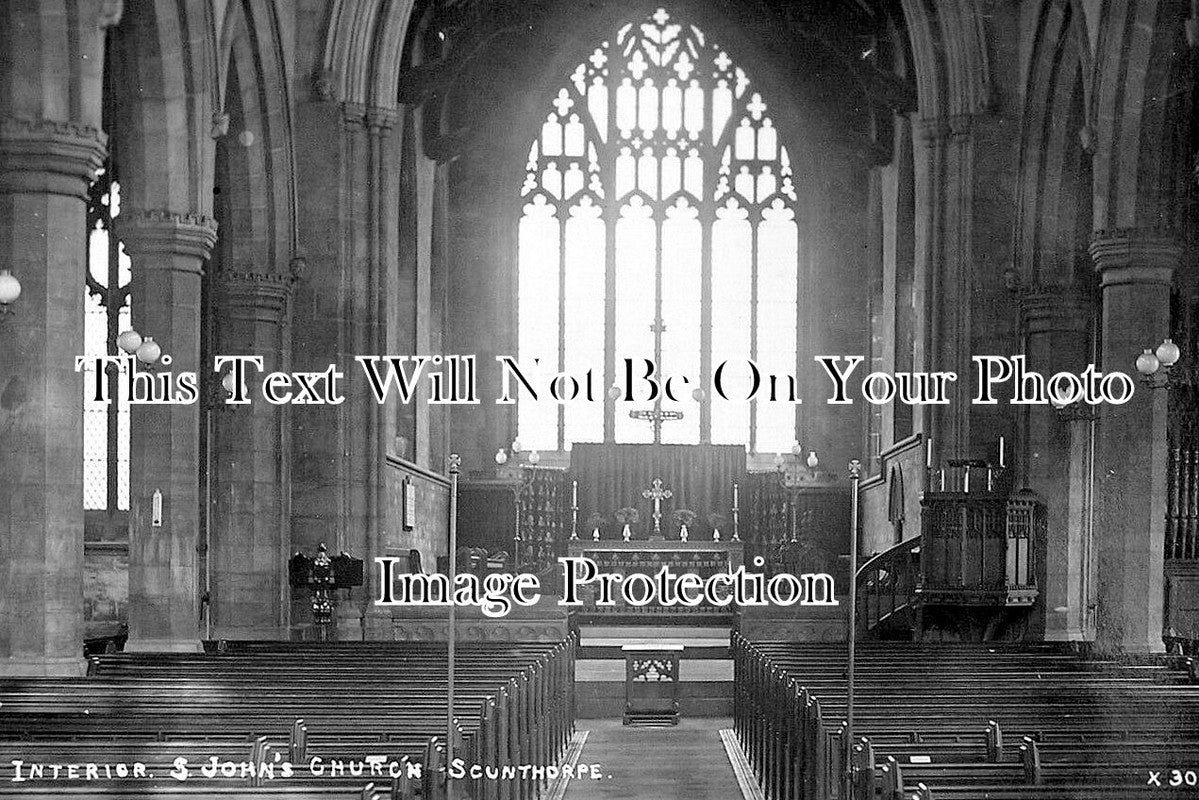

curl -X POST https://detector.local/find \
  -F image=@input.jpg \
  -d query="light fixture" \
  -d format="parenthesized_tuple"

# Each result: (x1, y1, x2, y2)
(1136, 338, 1181, 389)
(1156, 338, 1180, 368)
(221, 371, 237, 394)
(135, 336, 162, 365)
(494, 448, 508, 465)
(806, 450, 819, 469)
(0, 269, 21, 311)
(791, 441, 803, 456)
(116, 329, 143, 354)
(511, 439, 524, 454)
(527, 450, 541, 465)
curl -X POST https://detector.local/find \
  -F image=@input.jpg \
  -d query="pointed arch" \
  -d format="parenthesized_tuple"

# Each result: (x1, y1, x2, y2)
(216, 0, 298, 273)
(515, 7, 802, 453)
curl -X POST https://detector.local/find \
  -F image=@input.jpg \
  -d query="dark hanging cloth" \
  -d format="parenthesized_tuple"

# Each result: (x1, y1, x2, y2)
(570, 443, 746, 535)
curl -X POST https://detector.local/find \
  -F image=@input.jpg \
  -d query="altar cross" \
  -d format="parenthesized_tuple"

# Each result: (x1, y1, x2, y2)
(642, 478, 673, 536)
(628, 408, 684, 444)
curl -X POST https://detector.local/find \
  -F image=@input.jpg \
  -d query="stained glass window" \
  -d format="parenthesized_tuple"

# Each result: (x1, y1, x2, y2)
(517, 7, 800, 452)
(82, 163, 132, 512)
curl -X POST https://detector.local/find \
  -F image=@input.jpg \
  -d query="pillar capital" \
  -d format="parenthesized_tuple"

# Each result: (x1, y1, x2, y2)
(341, 102, 368, 129)
(115, 209, 218, 263)
(0, 117, 107, 198)
(1089, 228, 1181, 287)
(914, 113, 979, 145)
(217, 268, 297, 324)
(1019, 282, 1091, 335)
(366, 106, 399, 135)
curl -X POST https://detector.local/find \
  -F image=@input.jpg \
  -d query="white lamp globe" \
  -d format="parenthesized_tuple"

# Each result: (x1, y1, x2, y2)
(135, 337, 162, 365)
(1156, 338, 1180, 368)
(116, 330, 143, 354)
(0, 270, 21, 305)
(1135, 349, 1159, 376)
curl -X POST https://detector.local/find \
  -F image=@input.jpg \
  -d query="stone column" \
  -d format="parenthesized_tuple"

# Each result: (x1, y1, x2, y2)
(209, 269, 295, 640)
(0, 0, 118, 676)
(0, 119, 107, 676)
(1019, 285, 1092, 640)
(1090, 229, 1179, 653)
(119, 211, 217, 651)
(913, 115, 975, 462)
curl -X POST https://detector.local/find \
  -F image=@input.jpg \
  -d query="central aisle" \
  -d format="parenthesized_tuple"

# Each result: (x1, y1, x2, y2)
(560, 719, 751, 800)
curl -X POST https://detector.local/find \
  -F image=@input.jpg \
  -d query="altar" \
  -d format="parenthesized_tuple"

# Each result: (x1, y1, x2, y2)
(566, 539, 744, 623)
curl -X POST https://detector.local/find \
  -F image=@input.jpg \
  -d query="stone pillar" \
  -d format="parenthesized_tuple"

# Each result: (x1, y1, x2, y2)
(0, 119, 107, 676)
(0, 1, 118, 676)
(119, 211, 217, 651)
(209, 270, 294, 640)
(1090, 230, 1179, 653)
(913, 115, 975, 462)
(1019, 285, 1092, 640)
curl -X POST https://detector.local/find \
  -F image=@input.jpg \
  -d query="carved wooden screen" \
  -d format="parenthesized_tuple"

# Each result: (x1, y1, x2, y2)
(517, 7, 801, 454)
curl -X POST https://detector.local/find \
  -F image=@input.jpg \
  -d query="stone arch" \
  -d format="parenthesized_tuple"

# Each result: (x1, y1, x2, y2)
(216, 0, 298, 273)
(1090, 0, 1191, 231)
(1015, 0, 1095, 286)
(106, 0, 217, 216)
(321, 0, 418, 110)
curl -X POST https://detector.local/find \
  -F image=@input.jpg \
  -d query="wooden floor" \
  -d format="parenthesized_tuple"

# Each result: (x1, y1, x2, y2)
(562, 719, 746, 800)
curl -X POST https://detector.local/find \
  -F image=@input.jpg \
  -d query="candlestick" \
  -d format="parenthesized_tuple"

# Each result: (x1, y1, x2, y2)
(572, 479, 578, 506)
(998, 436, 1006, 468)
(925, 437, 933, 469)
(733, 482, 740, 509)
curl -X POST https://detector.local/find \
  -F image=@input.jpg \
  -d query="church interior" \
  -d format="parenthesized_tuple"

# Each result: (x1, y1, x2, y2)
(4, 0, 1199, 797)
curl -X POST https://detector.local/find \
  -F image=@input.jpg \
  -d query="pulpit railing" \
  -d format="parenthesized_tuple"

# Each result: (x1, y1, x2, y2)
(856, 535, 920, 632)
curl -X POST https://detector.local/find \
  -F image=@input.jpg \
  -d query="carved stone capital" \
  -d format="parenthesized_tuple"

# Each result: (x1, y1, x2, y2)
(97, 0, 124, 28)
(0, 118, 107, 198)
(1089, 228, 1181, 288)
(115, 210, 219, 263)
(1019, 283, 1091, 335)
(341, 102, 367, 129)
(366, 106, 399, 134)
(914, 116, 951, 145)
(217, 268, 296, 324)
(312, 68, 336, 102)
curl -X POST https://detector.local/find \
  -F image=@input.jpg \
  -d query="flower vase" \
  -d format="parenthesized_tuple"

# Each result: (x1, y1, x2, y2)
(592, 527, 601, 541)
(712, 529, 721, 542)
(679, 524, 689, 542)
(622, 524, 632, 542)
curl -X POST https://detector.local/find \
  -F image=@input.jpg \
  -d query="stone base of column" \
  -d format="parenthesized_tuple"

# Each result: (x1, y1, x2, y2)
(123, 638, 203, 653)
(209, 626, 288, 641)
(336, 613, 365, 642)
(0, 657, 87, 677)
(1043, 626, 1087, 642)
(364, 610, 394, 640)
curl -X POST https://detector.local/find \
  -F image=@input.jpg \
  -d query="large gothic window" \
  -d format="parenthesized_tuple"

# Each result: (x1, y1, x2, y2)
(83, 163, 132, 512)
(517, 7, 800, 453)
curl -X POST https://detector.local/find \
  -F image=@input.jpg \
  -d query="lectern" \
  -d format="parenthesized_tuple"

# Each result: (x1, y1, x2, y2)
(622, 643, 683, 725)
